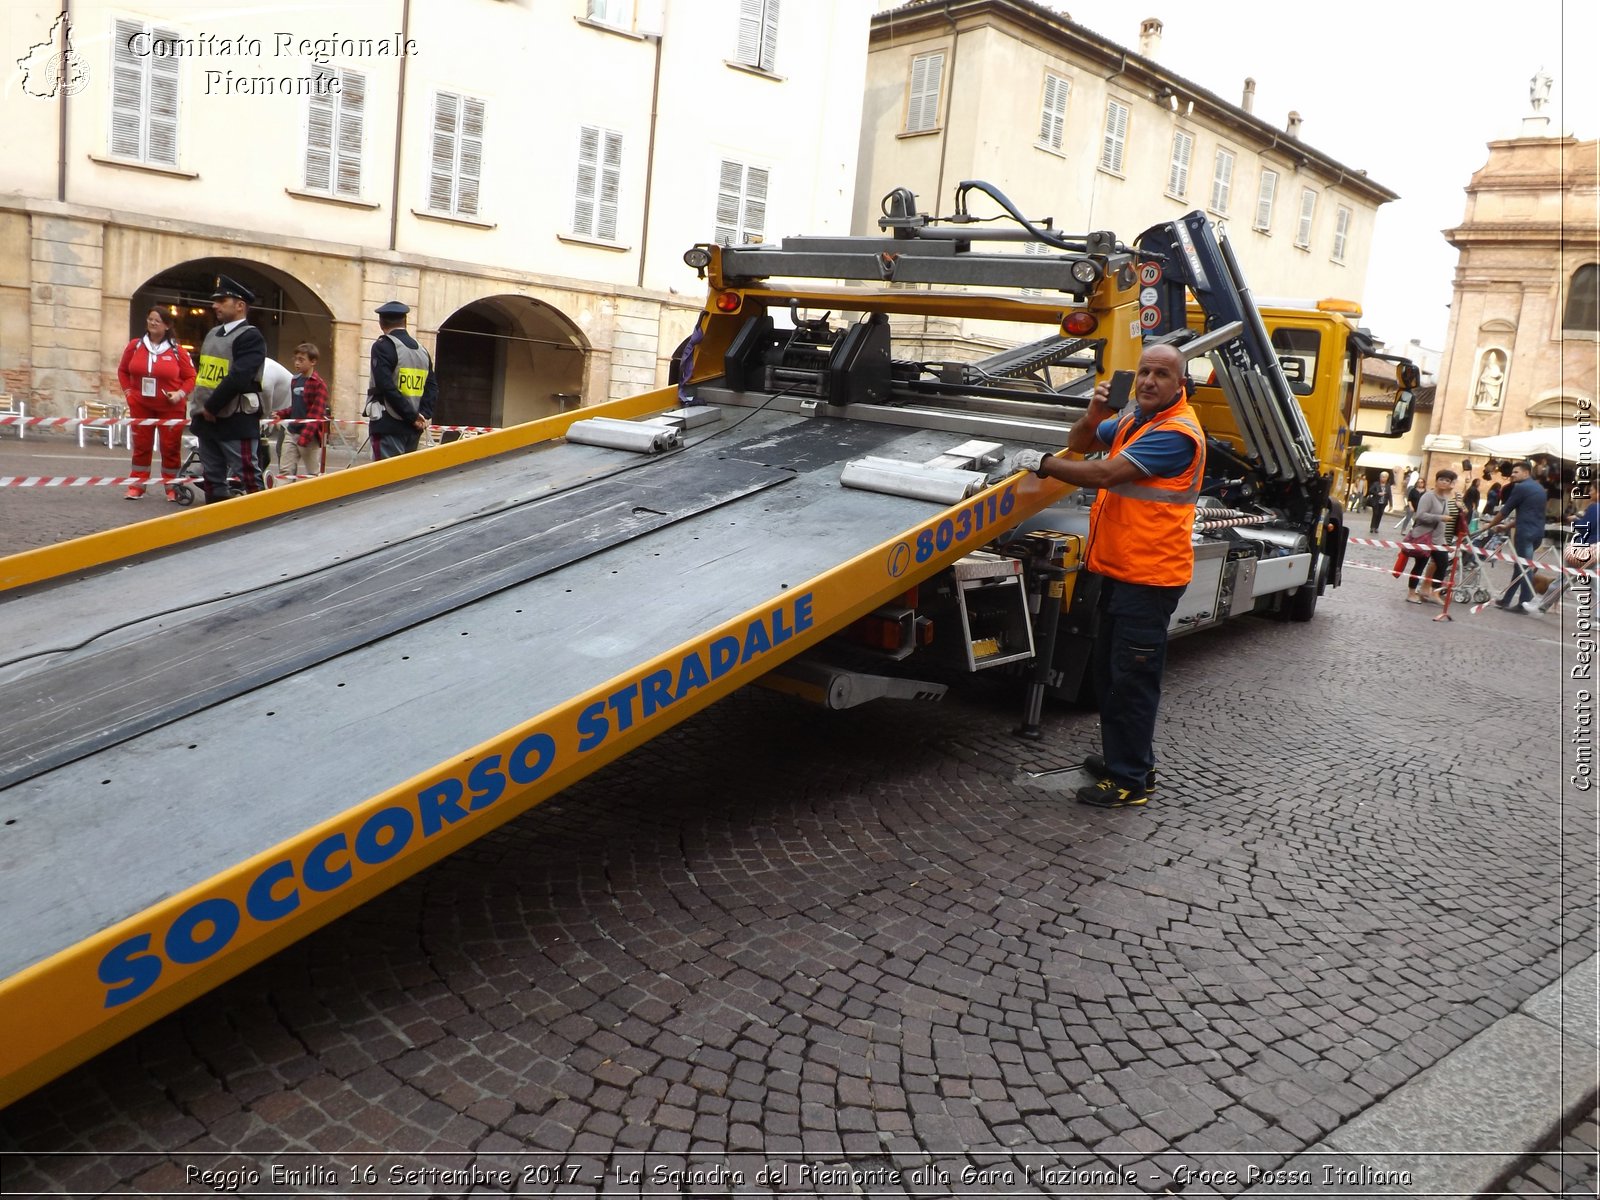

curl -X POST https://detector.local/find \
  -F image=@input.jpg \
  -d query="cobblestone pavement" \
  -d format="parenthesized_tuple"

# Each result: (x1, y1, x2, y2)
(0, 471, 1592, 1197)
(1496, 1104, 1598, 1195)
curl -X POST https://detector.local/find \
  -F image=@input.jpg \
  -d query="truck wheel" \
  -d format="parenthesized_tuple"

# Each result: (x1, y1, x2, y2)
(1287, 557, 1323, 622)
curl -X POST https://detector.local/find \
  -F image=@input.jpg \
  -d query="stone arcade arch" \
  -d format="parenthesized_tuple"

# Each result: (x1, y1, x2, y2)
(433, 295, 588, 430)
(132, 259, 335, 386)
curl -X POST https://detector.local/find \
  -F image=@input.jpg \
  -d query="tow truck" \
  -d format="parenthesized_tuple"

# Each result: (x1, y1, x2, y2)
(0, 183, 1414, 1106)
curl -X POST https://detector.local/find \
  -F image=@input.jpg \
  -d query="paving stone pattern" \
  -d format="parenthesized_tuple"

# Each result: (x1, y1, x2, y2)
(0, 532, 1592, 1197)
(1496, 1104, 1599, 1196)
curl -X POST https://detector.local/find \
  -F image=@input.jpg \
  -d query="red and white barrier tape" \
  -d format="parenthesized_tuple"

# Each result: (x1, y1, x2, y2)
(0, 414, 499, 433)
(1348, 535, 1596, 581)
(0, 472, 321, 488)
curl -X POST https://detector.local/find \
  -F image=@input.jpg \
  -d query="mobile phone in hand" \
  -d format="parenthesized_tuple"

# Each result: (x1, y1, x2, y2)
(1107, 370, 1134, 409)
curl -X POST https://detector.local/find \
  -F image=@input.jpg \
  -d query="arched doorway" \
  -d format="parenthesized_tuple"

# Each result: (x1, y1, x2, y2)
(434, 295, 587, 429)
(132, 259, 335, 386)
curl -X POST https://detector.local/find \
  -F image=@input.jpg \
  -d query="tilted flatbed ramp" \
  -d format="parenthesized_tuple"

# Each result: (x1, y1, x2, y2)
(0, 387, 1071, 1105)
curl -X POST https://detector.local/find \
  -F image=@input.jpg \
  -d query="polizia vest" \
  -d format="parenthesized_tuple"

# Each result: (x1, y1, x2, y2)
(189, 325, 262, 418)
(369, 332, 431, 420)
(1086, 396, 1205, 587)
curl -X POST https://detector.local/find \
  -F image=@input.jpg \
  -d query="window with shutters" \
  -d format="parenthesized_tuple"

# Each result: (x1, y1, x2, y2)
(303, 67, 365, 198)
(109, 18, 179, 165)
(1099, 100, 1129, 174)
(1209, 148, 1234, 214)
(587, 0, 633, 29)
(735, 0, 779, 72)
(428, 91, 485, 218)
(1295, 188, 1317, 248)
(1254, 169, 1278, 231)
(905, 52, 944, 134)
(572, 126, 623, 242)
(713, 159, 768, 247)
(1166, 130, 1193, 198)
(1332, 205, 1351, 262)
(1037, 73, 1069, 152)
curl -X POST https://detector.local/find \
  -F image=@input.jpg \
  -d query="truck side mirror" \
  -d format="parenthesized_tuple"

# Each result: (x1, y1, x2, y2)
(1387, 361, 1419, 435)
(1387, 389, 1415, 436)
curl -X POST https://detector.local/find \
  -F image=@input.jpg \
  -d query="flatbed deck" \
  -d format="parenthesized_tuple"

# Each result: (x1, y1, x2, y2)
(0, 394, 1071, 1104)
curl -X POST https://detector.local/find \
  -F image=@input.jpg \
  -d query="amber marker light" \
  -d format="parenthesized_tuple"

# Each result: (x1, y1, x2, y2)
(714, 292, 743, 313)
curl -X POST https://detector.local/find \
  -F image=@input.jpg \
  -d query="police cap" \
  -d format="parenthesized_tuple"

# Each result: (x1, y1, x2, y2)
(210, 275, 255, 304)
(375, 300, 410, 318)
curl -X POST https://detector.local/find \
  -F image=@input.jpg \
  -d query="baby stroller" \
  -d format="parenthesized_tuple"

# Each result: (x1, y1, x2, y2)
(169, 431, 276, 507)
(1450, 528, 1507, 605)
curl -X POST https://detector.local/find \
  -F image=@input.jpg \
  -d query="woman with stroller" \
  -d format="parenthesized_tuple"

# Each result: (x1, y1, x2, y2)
(118, 307, 196, 501)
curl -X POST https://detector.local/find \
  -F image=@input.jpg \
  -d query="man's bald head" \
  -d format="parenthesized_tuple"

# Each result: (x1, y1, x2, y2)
(1134, 343, 1187, 416)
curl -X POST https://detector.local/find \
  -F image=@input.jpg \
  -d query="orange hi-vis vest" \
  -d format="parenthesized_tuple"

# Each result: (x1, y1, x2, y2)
(1087, 396, 1206, 587)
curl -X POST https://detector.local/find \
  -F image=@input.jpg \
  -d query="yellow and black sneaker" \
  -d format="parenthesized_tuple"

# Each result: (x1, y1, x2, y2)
(1075, 778, 1151, 808)
(1082, 754, 1156, 791)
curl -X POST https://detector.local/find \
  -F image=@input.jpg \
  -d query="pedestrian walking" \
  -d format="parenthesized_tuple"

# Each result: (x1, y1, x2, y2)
(1480, 460, 1549, 612)
(1366, 471, 1393, 533)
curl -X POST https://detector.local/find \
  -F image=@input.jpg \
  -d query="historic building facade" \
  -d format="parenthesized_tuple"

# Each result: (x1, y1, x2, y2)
(1425, 93, 1598, 478)
(2, 0, 868, 425)
(858, 0, 1397, 357)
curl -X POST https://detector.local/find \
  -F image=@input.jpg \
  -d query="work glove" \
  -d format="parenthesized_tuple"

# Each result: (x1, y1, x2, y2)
(1009, 449, 1052, 477)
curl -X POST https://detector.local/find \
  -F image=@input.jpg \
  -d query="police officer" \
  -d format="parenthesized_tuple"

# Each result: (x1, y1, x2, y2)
(365, 300, 438, 459)
(1010, 342, 1205, 808)
(188, 275, 268, 502)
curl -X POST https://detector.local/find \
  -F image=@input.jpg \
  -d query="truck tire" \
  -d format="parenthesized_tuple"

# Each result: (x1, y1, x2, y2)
(1287, 556, 1323, 622)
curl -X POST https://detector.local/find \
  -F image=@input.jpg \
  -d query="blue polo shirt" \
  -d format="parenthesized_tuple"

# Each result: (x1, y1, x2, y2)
(1494, 477, 1549, 542)
(1096, 413, 1197, 478)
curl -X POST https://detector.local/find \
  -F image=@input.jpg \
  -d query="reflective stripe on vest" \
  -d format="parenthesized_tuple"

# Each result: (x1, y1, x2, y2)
(1086, 398, 1205, 587)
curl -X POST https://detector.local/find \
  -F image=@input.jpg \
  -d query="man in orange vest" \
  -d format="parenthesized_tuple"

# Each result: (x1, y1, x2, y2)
(1010, 342, 1204, 807)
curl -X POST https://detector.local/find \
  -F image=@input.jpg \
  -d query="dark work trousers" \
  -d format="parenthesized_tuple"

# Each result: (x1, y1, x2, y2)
(370, 426, 421, 461)
(1499, 530, 1543, 607)
(1368, 502, 1387, 533)
(197, 432, 262, 503)
(1091, 577, 1186, 791)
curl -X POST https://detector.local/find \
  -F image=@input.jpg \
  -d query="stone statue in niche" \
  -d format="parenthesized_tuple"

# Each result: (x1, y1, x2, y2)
(1474, 349, 1507, 409)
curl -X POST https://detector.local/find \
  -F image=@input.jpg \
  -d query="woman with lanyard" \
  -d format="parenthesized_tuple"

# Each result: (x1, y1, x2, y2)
(117, 306, 196, 500)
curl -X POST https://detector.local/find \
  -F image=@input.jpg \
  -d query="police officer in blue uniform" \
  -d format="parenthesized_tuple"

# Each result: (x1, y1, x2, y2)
(365, 300, 438, 459)
(188, 275, 268, 501)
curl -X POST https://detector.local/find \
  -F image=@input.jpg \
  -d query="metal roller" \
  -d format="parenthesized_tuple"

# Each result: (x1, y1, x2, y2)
(566, 416, 683, 454)
(839, 456, 988, 504)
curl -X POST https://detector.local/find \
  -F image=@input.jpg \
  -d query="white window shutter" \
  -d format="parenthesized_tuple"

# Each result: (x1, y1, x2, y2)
(1101, 101, 1127, 172)
(736, 0, 762, 66)
(1039, 74, 1068, 149)
(1255, 170, 1277, 230)
(146, 32, 179, 165)
(1211, 149, 1233, 213)
(1296, 188, 1316, 247)
(1168, 131, 1191, 196)
(457, 97, 484, 216)
(598, 130, 622, 241)
(429, 93, 459, 212)
(743, 165, 768, 242)
(573, 126, 599, 237)
(759, 0, 779, 71)
(907, 52, 943, 133)
(110, 19, 144, 159)
(305, 67, 335, 192)
(336, 71, 365, 197)
(715, 159, 743, 245)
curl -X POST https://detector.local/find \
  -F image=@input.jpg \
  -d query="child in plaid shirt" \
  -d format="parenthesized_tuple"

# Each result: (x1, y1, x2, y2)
(276, 342, 329, 480)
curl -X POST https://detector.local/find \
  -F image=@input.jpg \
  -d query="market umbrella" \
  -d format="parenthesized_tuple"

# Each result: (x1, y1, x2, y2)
(1470, 423, 1596, 461)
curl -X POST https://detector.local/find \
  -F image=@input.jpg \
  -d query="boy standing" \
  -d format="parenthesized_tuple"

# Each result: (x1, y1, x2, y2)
(276, 342, 328, 480)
